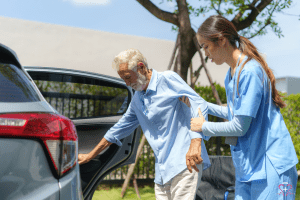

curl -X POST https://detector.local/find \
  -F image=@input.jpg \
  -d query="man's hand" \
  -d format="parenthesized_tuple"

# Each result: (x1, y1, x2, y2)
(186, 138, 203, 173)
(78, 153, 92, 165)
(78, 138, 112, 165)
(179, 96, 191, 107)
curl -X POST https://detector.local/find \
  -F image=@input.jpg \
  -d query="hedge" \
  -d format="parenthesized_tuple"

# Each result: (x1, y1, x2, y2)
(281, 93, 300, 171)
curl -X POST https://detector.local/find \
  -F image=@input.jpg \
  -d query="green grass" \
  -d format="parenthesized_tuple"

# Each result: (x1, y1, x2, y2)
(93, 180, 300, 200)
(92, 185, 155, 200)
(296, 181, 300, 200)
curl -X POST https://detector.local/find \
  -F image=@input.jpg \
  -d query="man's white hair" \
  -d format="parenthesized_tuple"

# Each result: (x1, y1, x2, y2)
(112, 48, 148, 71)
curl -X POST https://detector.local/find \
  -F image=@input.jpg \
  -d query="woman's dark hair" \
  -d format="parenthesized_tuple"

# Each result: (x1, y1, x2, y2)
(198, 15, 285, 108)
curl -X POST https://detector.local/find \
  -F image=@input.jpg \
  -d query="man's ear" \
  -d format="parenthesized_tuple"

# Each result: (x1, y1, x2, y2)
(137, 62, 146, 75)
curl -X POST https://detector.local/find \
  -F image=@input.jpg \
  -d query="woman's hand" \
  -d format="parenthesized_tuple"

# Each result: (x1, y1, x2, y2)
(191, 108, 206, 132)
(179, 96, 191, 107)
(78, 153, 92, 165)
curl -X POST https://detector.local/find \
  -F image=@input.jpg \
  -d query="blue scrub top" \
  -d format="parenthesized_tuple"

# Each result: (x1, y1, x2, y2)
(225, 57, 298, 182)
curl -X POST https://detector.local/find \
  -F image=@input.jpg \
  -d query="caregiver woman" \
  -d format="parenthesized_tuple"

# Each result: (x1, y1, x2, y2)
(190, 15, 298, 199)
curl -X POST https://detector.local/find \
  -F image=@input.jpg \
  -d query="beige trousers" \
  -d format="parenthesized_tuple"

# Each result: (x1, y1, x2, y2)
(154, 164, 203, 200)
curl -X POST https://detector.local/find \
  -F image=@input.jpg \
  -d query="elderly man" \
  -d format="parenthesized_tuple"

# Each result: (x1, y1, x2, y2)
(78, 49, 210, 199)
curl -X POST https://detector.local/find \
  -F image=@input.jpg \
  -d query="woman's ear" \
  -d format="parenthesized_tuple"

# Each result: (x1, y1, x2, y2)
(218, 36, 227, 47)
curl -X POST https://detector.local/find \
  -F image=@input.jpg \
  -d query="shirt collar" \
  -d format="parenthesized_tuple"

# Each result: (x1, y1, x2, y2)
(145, 69, 157, 93)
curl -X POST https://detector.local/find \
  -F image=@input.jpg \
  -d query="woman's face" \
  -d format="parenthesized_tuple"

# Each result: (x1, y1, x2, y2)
(198, 35, 226, 65)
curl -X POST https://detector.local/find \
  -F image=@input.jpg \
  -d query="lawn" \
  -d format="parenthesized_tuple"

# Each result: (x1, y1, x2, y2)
(296, 181, 300, 200)
(93, 181, 300, 200)
(92, 184, 155, 200)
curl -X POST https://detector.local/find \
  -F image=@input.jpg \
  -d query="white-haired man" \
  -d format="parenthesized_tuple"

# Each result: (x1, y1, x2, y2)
(78, 49, 211, 199)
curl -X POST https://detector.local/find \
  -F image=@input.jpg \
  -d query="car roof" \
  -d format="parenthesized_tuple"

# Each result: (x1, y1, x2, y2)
(24, 66, 126, 85)
(0, 43, 22, 69)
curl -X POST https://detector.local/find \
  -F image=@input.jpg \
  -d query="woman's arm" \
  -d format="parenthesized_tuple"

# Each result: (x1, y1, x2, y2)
(202, 115, 252, 137)
(207, 102, 229, 120)
(179, 97, 229, 120)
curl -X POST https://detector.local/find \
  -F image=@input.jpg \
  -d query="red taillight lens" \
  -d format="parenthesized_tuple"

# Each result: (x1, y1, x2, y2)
(0, 113, 78, 177)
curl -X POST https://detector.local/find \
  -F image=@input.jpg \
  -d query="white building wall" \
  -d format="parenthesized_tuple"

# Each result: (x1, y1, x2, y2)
(276, 78, 287, 93)
(287, 77, 300, 95)
(0, 16, 229, 87)
(276, 77, 300, 95)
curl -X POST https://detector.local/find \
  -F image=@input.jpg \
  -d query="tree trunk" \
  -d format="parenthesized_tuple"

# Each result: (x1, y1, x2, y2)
(176, 0, 197, 81)
(168, 34, 180, 70)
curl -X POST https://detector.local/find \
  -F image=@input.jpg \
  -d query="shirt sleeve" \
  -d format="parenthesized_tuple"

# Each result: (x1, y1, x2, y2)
(163, 71, 210, 141)
(234, 69, 264, 118)
(104, 99, 140, 146)
(207, 102, 229, 120)
(202, 115, 252, 136)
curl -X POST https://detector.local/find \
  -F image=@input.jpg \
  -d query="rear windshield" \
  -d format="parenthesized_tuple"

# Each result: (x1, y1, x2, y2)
(0, 64, 40, 102)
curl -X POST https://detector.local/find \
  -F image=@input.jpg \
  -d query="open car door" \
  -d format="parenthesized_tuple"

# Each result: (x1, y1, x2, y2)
(25, 66, 142, 200)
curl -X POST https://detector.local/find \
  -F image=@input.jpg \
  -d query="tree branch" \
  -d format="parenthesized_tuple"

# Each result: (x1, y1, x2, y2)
(218, 0, 222, 11)
(248, 0, 280, 39)
(211, 2, 222, 15)
(136, 0, 179, 26)
(232, 0, 273, 31)
(191, 64, 203, 88)
(168, 33, 180, 70)
(247, 19, 271, 39)
(249, 0, 260, 7)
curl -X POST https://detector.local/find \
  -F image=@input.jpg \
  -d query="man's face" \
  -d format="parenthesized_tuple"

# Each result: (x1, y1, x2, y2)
(117, 62, 148, 91)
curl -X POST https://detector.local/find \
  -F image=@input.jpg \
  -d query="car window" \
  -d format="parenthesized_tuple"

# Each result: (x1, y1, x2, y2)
(0, 64, 40, 102)
(30, 72, 130, 119)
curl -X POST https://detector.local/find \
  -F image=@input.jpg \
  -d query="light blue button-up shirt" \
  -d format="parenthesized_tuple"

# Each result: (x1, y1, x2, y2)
(104, 69, 210, 185)
(222, 57, 298, 182)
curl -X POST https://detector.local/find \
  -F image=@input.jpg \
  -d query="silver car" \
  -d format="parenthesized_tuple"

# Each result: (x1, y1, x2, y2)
(0, 44, 141, 200)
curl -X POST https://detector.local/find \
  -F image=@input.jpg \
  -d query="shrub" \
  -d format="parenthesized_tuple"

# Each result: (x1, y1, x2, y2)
(281, 93, 300, 171)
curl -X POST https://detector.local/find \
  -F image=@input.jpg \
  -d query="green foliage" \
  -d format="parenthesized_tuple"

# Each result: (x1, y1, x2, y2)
(280, 93, 300, 171)
(194, 82, 227, 104)
(166, 0, 296, 39)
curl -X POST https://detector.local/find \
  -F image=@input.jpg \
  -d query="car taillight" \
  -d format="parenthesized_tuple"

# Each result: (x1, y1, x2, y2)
(0, 113, 78, 177)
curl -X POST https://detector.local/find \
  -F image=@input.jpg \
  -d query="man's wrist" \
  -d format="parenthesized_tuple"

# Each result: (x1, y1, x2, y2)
(86, 153, 93, 161)
(191, 138, 202, 143)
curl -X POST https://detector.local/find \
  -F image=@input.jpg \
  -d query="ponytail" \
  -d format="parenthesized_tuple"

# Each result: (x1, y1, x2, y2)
(237, 36, 286, 108)
(198, 15, 285, 108)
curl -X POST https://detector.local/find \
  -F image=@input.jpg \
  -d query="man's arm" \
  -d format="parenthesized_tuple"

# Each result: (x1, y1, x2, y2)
(78, 97, 139, 165)
(78, 138, 112, 165)
(163, 72, 208, 172)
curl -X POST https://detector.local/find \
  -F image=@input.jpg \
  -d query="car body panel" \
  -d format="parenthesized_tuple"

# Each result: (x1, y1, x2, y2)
(59, 164, 84, 200)
(24, 66, 141, 199)
(0, 139, 60, 200)
(0, 101, 56, 114)
(0, 43, 83, 200)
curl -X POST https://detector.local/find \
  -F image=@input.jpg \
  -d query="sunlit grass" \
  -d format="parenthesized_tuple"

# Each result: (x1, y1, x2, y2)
(92, 185, 155, 200)
(93, 180, 300, 200)
(296, 181, 300, 200)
